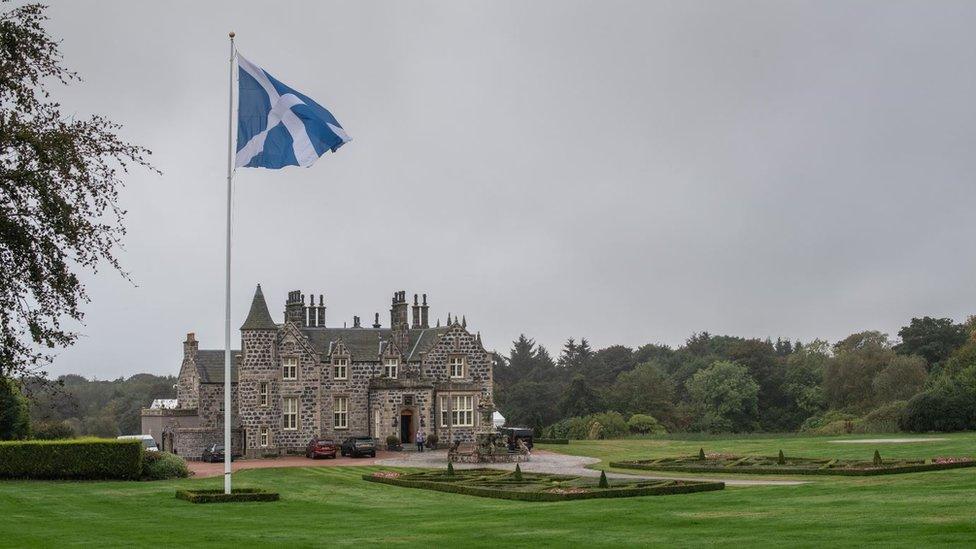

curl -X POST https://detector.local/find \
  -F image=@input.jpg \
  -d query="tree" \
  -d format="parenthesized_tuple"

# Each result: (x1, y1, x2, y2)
(609, 361, 674, 424)
(894, 317, 967, 368)
(686, 361, 759, 433)
(0, 3, 154, 380)
(872, 355, 927, 403)
(783, 340, 829, 419)
(825, 333, 893, 410)
(558, 375, 603, 418)
(0, 377, 30, 439)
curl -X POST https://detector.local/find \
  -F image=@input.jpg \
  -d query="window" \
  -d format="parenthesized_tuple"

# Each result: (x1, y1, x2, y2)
(259, 426, 269, 447)
(334, 396, 348, 429)
(259, 382, 268, 406)
(384, 357, 399, 378)
(449, 356, 466, 378)
(283, 357, 298, 380)
(439, 395, 474, 427)
(283, 397, 298, 430)
(333, 357, 348, 380)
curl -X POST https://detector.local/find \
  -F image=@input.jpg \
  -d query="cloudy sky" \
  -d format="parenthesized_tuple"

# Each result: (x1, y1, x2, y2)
(38, 1, 976, 379)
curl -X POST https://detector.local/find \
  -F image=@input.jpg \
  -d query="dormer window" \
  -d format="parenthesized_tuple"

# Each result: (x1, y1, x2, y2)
(384, 357, 399, 378)
(333, 357, 348, 380)
(282, 357, 298, 380)
(449, 356, 466, 378)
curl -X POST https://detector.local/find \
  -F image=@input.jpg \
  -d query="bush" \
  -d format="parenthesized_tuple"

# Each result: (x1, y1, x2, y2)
(30, 420, 76, 440)
(599, 470, 609, 488)
(513, 464, 523, 481)
(426, 434, 439, 448)
(546, 412, 629, 440)
(627, 414, 667, 435)
(0, 378, 30, 440)
(142, 451, 189, 480)
(800, 410, 857, 433)
(0, 438, 143, 480)
(899, 384, 976, 432)
(857, 401, 908, 433)
(385, 435, 400, 446)
(176, 488, 279, 503)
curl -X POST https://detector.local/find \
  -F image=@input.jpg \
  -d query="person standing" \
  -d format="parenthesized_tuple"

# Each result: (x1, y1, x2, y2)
(416, 429, 425, 452)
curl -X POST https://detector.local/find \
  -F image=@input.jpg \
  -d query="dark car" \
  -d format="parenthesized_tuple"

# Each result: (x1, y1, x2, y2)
(501, 427, 534, 450)
(340, 436, 376, 458)
(306, 438, 338, 459)
(201, 444, 240, 463)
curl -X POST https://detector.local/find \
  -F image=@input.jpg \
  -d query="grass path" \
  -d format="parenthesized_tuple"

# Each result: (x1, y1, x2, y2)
(1, 433, 975, 547)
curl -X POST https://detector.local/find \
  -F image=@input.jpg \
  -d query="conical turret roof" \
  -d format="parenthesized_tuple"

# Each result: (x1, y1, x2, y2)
(240, 284, 277, 330)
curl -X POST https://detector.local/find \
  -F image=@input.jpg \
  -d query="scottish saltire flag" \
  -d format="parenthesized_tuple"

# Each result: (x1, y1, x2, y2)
(235, 53, 350, 169)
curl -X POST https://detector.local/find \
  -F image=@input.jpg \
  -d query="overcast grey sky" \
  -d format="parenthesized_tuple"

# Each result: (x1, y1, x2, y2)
(39, 0, 976, 379)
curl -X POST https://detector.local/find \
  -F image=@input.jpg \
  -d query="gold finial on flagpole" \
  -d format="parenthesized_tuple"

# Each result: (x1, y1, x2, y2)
(229, 31, 235, 38)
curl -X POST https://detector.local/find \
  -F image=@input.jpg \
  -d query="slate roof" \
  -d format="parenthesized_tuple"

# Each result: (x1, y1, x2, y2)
(240, 284, 278, 331)
(195, 350, 240, 383)
(301, 326, 450, 362)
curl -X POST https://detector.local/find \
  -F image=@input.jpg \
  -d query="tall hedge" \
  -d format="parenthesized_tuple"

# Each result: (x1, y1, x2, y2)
(0, 438, 143, 480)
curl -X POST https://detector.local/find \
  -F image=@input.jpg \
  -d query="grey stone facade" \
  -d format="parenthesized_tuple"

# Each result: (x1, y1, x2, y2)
(146, 284, 494, 459)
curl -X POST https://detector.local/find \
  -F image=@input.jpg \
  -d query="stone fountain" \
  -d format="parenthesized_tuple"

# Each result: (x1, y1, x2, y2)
(448, 394, 529, 464)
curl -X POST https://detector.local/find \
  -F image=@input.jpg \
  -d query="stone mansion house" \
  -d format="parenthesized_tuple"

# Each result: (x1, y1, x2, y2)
(142, 285, 494, 459)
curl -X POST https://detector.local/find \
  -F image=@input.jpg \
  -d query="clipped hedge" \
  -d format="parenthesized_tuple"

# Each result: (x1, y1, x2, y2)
(363, 474, 724, 501)
(175, 488, 279, 503)
(608, 459, 976, 477)
(534, 438, 569, 445)
(0, 438, 143, 480)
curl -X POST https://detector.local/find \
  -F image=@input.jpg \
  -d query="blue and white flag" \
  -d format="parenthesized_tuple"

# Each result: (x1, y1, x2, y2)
(235, 53, 350, 169)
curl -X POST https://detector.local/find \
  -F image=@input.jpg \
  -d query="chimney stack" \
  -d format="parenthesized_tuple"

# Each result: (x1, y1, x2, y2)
(411, 294, 421, 329)
(390, 290, 410, 352)
(420, 294, 429, 328)
(183, 332, 198, 359)
(285, 290, 305, 325)
(372, 312, 381, 329)
(353, 315, 361, 328)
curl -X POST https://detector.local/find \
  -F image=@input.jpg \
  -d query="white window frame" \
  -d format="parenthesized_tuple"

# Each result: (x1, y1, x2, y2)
(439, 394, 474, 427)
(384, 357, 399, 378)
(259, 382, 268, 407)
(333, 357, 348, 380)
(259, 426, 269, 447)
(334, 396, 348, 429)
(283, 397, 298, 430)
(449, 356, 466, 379)
(283, 357, 298, 380)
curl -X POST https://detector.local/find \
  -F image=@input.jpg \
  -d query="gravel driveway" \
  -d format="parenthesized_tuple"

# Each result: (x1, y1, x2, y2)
(375, 449, 807, 486)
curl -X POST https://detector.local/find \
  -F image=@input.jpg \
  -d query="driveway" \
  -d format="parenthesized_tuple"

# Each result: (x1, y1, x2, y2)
(188, 452, 393, 478)
(375, 449, 807, 486)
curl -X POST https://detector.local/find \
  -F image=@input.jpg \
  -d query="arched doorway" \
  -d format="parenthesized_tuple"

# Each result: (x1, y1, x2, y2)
(399, 409, 414, 443)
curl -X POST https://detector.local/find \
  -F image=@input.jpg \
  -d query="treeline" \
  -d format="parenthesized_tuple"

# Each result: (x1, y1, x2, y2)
(19, 374, 176, 438)
(494, 316, 976, 437)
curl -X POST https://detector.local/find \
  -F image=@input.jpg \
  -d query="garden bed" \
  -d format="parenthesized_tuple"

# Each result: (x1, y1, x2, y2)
(609, 453, 976, 476)
(175, 488, 279, 503)
(363, 468, 724, 501)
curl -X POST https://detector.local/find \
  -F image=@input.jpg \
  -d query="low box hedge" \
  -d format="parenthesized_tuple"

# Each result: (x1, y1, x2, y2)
(175, 488, 280, 503)
(363, 474, 724, 501)
(534, 438, 570, 445)
(608, 458, 976, 476)
(0, 438, 143, 480)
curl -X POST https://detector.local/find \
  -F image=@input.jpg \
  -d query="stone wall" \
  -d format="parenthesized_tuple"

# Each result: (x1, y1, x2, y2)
(174, 427, 243, 460)
(320, 353, 374, 440)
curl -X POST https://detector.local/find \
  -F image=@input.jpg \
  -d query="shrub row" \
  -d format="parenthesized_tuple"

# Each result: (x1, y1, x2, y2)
(175, 488, 279, 503)
(533, 438, 569, 445)
(0, 438, 143, 480)
(363, 475, 724, 501)
(608, 459, 976, 476)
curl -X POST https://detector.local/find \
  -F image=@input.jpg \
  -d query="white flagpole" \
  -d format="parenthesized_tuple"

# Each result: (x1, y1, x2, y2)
(223, 31, 236, 495)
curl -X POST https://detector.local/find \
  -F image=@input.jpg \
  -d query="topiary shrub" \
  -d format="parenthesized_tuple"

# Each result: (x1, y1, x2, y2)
(142, 451, 189, 480)
(698, 447, 706, 460)
(447, 461, 455, 476)
(873, 450, 882, 467)
(627, 414, 667, 435)
(599, 470, 609, 488)
(777, 450, 785, 465)
(426, 433, 439, 448)
(513, 463, 523, 481)
(0, 438, 142, 480)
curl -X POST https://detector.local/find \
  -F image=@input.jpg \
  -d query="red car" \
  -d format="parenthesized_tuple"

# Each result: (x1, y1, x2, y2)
(305, 438, 338, 459)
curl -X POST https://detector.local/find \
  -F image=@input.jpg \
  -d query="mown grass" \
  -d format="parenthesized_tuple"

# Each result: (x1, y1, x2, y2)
(1, 433, 974, 547)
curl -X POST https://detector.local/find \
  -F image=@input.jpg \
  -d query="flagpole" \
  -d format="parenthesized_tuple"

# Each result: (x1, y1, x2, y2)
(223, 31, 236, 495)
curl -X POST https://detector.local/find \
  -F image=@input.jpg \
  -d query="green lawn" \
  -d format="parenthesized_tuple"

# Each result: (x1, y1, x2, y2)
(2, 433, 975, 547)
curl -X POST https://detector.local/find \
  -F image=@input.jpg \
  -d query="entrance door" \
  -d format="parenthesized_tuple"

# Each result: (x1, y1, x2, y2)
(400, 410, 413, 443)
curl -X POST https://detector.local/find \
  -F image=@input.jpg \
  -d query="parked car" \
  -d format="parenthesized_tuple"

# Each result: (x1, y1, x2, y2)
(117, 434, 159, 452)
(340, 436, 376, 458)
(305, 438, 338, 459)
(201, 444, 240, 463)
(500, 427, 534, 450)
